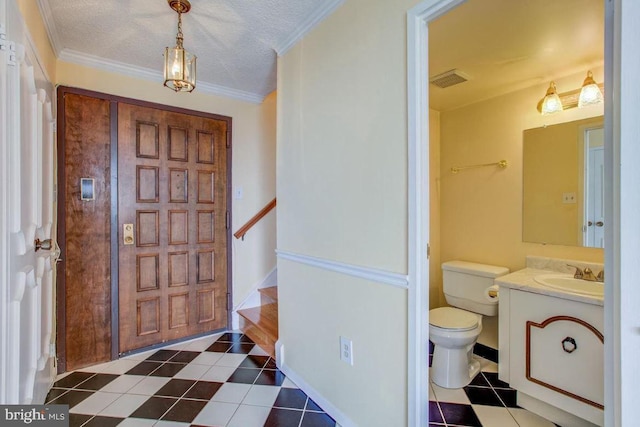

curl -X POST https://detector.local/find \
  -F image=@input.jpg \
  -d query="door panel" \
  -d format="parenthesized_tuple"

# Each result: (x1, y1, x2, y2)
(59, 93, 113, 371)
(118, 103, 228, 353)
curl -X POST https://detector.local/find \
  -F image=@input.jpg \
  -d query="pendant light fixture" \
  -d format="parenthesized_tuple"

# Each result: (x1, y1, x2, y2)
(578, 70, 603, 108)
(164, 0, 196, 92)
(540, 82, 563, 115)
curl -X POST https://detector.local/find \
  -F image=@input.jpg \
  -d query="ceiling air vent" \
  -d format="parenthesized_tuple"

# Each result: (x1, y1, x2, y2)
(430, 69, 469, 88)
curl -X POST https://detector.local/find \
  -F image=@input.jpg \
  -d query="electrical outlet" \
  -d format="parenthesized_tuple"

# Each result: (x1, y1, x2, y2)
(562, 192, 577, 204)
(340, 336, 354, 365)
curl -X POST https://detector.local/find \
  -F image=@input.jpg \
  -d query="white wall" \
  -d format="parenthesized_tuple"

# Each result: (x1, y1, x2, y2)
(277, 0, 418, 425)
(55, 62, 278, 314)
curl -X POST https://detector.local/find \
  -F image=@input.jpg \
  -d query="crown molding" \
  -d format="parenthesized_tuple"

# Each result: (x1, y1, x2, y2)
(273, 0, 345, 56)
(58, 49, 265, 104)
(35, 0, 62, 56)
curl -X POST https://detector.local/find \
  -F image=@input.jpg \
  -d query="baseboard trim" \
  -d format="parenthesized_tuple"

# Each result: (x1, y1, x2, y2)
(276, 250, 408, 289)
(276, 343, 354, 427)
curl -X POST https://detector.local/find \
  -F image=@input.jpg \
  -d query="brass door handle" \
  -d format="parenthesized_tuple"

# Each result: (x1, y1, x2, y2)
(34, 238, 52, 251)
(595, 221, 604, 227)
(587, 221, 593, 227)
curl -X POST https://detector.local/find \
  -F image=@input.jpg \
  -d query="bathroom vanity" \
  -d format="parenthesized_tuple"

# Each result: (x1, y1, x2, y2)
(496, 258, 604, 427)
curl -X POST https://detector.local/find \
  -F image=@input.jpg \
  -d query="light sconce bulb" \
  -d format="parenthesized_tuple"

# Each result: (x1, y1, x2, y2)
(540, 82, 563, 115)
(578, 71, 603, 108)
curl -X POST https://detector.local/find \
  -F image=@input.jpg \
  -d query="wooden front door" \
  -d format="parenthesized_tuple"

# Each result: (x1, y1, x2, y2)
(117, 102, 229, 354)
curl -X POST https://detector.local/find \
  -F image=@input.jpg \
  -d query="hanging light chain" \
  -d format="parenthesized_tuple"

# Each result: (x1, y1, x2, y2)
(175, 11, 184, 48)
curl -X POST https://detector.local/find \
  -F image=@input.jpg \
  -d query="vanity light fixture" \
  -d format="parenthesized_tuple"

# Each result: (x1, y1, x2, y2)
(537, 71, 604, 115)
(540, 82, 563, 115)
(163, 0, 197, 92)
(578, 70, 604, 108)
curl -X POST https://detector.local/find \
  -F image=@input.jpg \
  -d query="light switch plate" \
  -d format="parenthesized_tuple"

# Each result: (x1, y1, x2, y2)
(234, 186, 244, 200)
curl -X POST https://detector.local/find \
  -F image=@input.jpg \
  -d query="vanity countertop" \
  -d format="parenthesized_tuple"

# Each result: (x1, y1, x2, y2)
(495, 268, 604, 307)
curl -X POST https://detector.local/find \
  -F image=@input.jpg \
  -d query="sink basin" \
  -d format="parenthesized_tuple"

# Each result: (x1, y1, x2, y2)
(534, 273, 604, 297)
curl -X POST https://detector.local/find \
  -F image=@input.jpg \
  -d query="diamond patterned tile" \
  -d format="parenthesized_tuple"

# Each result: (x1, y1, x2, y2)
(273, 388, 307, 410)
(45, 333, 551, 427)
(161, 398, 208, 423)
(227, 367, 261, 384)
(183, 381, 223, 400)
(129, 396, 177, 420)
(263, 407, 304, 427)
(154, 379, 196, 398)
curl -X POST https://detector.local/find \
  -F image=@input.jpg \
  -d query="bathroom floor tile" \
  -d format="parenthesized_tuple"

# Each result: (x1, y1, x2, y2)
(429, 401, 444, 423)
(439, 401, 482, 426)
(463, 386, 504, 406)
(472, 404, 519, 427)
(432, 383, 471, 404)
(495, 388, 519, 408)
(508, 408, 558, 427)
(483, 372, 510, 388)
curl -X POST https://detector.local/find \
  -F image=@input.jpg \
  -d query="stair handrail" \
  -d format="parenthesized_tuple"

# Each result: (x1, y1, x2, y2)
(234, 198, 277, 240)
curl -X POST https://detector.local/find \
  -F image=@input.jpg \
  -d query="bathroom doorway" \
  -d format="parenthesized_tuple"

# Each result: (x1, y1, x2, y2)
(405, 0, 627, 425)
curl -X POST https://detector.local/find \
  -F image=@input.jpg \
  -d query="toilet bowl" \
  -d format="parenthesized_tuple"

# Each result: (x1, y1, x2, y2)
(429, 261, 509, 389)
(429, 307, 482, 388)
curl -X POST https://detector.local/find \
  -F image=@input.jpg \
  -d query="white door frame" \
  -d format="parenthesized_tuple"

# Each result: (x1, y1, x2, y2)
(407, 0, 640, 425)
(406, 1, 466, 425)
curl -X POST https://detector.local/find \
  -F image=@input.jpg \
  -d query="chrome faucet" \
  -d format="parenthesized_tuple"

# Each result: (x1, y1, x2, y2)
(566, 264, 604, 282)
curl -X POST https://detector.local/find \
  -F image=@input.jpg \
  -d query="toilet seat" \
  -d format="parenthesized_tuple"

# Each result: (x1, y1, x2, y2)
(429, 307, 479, 331)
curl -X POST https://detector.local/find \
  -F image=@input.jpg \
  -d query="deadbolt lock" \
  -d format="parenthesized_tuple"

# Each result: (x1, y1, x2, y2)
(123, 223, 134, 245)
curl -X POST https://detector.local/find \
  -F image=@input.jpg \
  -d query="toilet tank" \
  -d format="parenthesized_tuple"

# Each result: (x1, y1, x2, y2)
(442, 260, 509, 316)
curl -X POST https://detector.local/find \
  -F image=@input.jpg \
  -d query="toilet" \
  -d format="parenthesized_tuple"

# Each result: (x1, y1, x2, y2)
(429, 260, 509, 389)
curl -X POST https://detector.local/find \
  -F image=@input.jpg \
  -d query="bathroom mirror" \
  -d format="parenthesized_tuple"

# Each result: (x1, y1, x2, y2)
(522, 116, 604, 248)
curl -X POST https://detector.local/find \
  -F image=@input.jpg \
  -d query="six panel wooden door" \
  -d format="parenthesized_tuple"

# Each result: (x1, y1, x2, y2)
(118, 103, 229, 353)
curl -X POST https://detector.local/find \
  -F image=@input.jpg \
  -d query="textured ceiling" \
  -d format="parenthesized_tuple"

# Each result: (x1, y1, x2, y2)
(38, 0, 342, 102)
(37, 0, 603, 108)
(429, 0, 604, 111)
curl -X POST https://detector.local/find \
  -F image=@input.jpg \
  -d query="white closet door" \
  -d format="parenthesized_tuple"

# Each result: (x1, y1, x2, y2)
(1, 0, 56, 404)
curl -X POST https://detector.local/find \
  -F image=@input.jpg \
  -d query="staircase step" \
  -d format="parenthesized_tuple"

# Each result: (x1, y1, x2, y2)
(258, 286, 278, 303)
(238, 302, 278, 358)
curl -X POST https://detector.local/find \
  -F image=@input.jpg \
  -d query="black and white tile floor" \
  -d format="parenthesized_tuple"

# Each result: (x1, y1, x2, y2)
(46, 332, 336, 427)
(429, 343, 559, 427)
(47, 332, 560, 427)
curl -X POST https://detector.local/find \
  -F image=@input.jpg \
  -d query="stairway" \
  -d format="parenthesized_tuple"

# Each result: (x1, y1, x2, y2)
(238, 286, 278, 357)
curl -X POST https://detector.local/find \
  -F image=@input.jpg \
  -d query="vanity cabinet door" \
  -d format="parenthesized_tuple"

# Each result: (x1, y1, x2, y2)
(509, 290, 603, 426)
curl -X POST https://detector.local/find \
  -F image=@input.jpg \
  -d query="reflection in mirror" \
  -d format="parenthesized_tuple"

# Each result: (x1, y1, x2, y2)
(522, 116, 604, 248)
